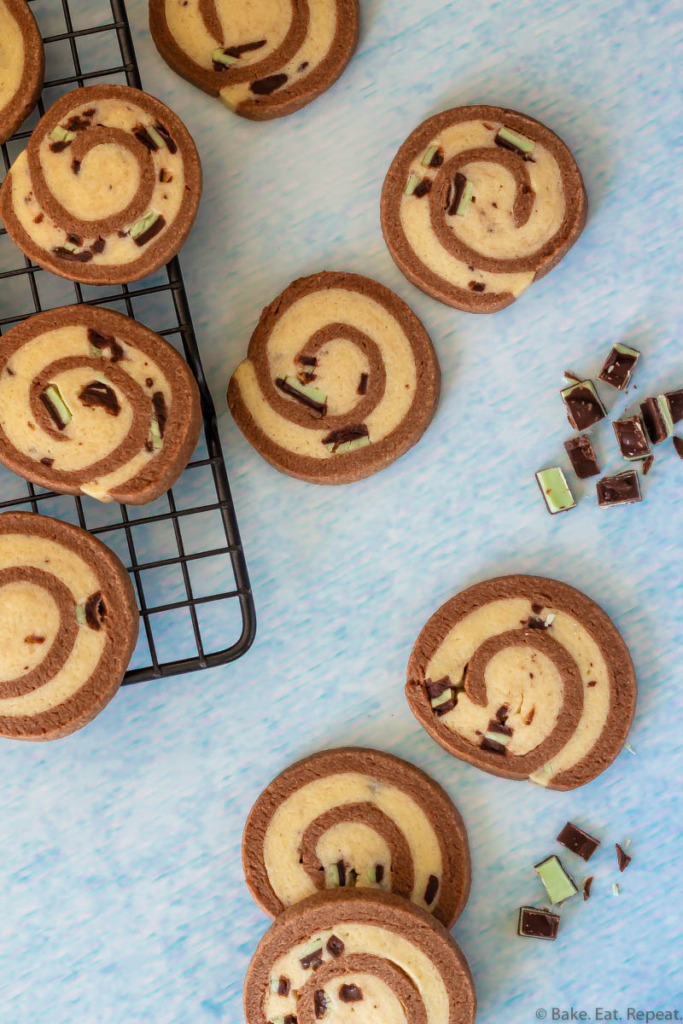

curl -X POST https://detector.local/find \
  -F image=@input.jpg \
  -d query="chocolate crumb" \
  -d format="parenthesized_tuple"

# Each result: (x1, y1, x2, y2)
(71, 159, 81, 175)
(642, 455, 654, 475)
(357, 372, 368, 396)
(314, 990, 327, 1019)
(468, 281, 485, 292)
(33, 213, 44, 224)
(375, 863, 384, 884)
(616, 843, 632, 872)
(531, 603, 543, 614)
(524, 707, 535, 725)
(339, 984, 363, 1003)
(673, 437, 683, 459)
(24, 635, 45, 644)
(424, 874, 439, 904)
(587, 680, 597, 687)
(90, 237, 106, 254)
(277, 977, 290, 997)
(146, 377, 154, 388)
(583, 876, 594, 901)
(298, 61, 309, 72)
(40, 457, 54, 467)
(159, 168, 173, 183)
(326, 935, 344, 958)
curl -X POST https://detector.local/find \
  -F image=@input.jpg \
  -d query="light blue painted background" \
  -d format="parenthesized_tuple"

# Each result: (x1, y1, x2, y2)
(0, 0, 681, 1021)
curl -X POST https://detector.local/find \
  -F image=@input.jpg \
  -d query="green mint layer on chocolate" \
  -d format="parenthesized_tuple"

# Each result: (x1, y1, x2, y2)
(535, 855, 578, 905)
(455, 179, 475, 216)
(325, 863, 340, 888)
(656, 394, 674, 437)
(211, 46, 239, 66)
(484, 729, 511, 747)
(280, 375, 327, 406)
(129, 210, 160, 240)
(146, 125, 167, 150)
(404, 172, 422, 196)
(535, 467, 576, 515)
(613, 342, 640, 359)
(421, 144, 440, 167)
(430, 689, 454, 709)
(497, 125, 536, 154)
(49, 125, 77, 144)
(324, 436, 371, 455)
(43, 384, 72, 428)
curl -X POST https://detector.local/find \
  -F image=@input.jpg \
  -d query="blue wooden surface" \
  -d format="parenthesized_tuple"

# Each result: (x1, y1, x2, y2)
(0, 1, 681, 1021)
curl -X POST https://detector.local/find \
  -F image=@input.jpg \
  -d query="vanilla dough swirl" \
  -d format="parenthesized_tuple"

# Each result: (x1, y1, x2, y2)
(149, 0, 359, 120)
(244, 889, 476, 1024)
(242, 748, 471, 928)
(0, 512, 138, 741)
(0, 306, 201, 505)
(0, 84, 202, 283)
(381, 105, 587, 313)
(0, 0, 44, 144)
(406, 575, 636, 791)
(228, 272, 440, 484)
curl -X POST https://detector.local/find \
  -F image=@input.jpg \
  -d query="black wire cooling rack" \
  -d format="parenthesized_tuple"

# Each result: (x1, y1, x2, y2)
(0, 0, 256, 683)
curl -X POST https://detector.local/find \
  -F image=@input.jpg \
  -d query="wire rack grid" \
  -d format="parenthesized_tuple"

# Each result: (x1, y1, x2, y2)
(0, 0, 256, 684)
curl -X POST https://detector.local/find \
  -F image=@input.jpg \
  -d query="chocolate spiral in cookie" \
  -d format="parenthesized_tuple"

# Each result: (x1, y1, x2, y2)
(244, 889, 476, 1024)
(407, 575, 637, 791)
(0, 84, 202, 283)
(149, 0, 359, 121)
(228, 272, 440, 484)
(0, 306, 201, 505)
(0, 512, 138, 741)
(242, 748, 470, 927)
(381, 105, 587, 313)
(0, 0, 44, 145)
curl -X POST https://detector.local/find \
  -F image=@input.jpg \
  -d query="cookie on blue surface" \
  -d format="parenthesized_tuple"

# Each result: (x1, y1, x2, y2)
(0, 84, 202, 284)
(381, 105, 587, 312)
(244, 888, 476, 1024)
(227, 272, 440, 484)
(0, 0, 44, 145)
(149, 0, 359, 121)
(0, 305, 202, 505)
(406, 575, 636, 790)
(0, 512, 138, 741)
(242, 747, 471, 927)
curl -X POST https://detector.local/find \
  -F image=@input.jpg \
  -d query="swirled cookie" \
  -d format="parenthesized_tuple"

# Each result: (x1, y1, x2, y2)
(149, 0, 359, 121)
(406, 575, 636, 791)
(381, 105, 587, 312)
(0, 305, 202, 505)
(0, 85, 202, 283)
(242, 747, 471, 928)
(227, 272, 440, 484)
(0, 512, 138, 741)
(0, 0, 44, 144)
(244, 888, 476, 1024)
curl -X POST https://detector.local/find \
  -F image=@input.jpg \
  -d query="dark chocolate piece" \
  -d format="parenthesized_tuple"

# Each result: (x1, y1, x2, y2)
(277, 976, 291, 997)
(613, 416, 650, 460)
(357, 372, 368, 395)
(85, 591, 106, 631)
(561, 381, 606, 431)
(517, 906, 560, 940)
(250, 73, 288, 95)
(133, 215, 166, 247)
(314, 990, 327, 1019)
(339, 984, 363, 1003)
(276, 377, 327, 415)
(88, 328, 124, 362)
(615, 843, 632, 872)
(40, 387, 70, 429)
(526, 615, 550, 630)
(72, 159, 81, 175)
(153, 123, 177, 154)
(375, 864, 384, 884)
(447, 172, 467, 216)
(134, 125, 159, 150)
(425, 676, 456, 716)
(335, 859, 346, 887)
(40, 457, 54, 467)
(480, 735, 507, 754)
(564, 434, 600, 478)
(666, 388, 683, 424)
(53, 246, 93, 263)
(468, 281, 485, 292)
(642, 455, 654, 475)
(90, 237, 106, 254)
(673, 437, 683, 459)
(24, 634, 45, 644)
(300, 945, 323, 970)
(283, 1017, 297, 1024)
(152, 391, 168, 437)
(223, 39, 267, 58)
(412, 178, 432, 199)
(159, 168, 173, 183)
(424, 874, 439, 904)
(64, 114, 93, 132)
(640, 396, 672, 444)
(79, 381, 121, 416)
(598, 344, 640, 390)
(583, 876, 593, 901)
(297, 355, 317, 367)
(326, 935, 344, 958)
(556, 821, 600, 861)
(487, 719, 513, 736)
(597, 470, 642, 507)
(322, 424, 369, 452)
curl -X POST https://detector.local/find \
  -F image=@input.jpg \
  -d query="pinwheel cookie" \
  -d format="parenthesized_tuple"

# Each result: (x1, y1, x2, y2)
(0, 0, 44, 144)
(149, 0, 359, 121)
(381, 105, 587, 312)
(0, 512, 138, 741)
(407, 575, 636, 790)
(0, 305, 201, 504)
(244, 889, 476, 1024)
(242, 747, 471, 928)
(228, 272, 440, 484)
(0, 84, 202, 283)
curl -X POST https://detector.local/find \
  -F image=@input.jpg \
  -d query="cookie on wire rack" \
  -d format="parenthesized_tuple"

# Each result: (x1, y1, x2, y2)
(0, 0, 44, 145)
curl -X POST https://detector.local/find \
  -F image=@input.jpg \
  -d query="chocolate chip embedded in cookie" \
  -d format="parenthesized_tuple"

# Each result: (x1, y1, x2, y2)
(0, 84, 202, 284)
(244, 888, 476, 1024)
(0, 512, 138, 741)
(381, 105, 587, 312)
(406, 575, 636, 791)
(0, 0, 44, 145)
(242, 747, 471, 928)
(0, 305, 201, 505)
(228, 272, 440, 484)
(149, 0, 359, 121)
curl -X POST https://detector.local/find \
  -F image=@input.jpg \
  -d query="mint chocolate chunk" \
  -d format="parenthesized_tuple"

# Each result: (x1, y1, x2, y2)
(597, 470, 642, 507)
(53, 246, 93, 263)
(598, 342, 640, 390)
(130, 211, 166, 247)
(250, 73, 288, 95)
(323, 424, 369, 453)
(535, 855, 578, 904)
(85, 591, 106, 631)
(665, 388, 683, 423)
(536, 467, 576, 515)
(564, 434, 600, 478)
(495, 126, 536, 158)
(40, 384, 72, 429)
(79, 380, 121, 416)
(447, 172, 474, 216)
(556, 821, 600, 861)
(300, 940, 323, 970)
(641, 395, 674, 444)
(518, 906, 560, 940)
(88, 328, 124, 362)
(426, 677, 456, 715)
(276, 375, 327, 415)
(152, 392, 168, 438)
(421, 144, 444, 168)
(412, 177, 432, 198)
(613, 416, 650, 460)
(561, 380, 607, 431)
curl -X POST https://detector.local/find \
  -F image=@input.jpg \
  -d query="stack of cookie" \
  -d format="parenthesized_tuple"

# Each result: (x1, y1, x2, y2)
(240, 748, 477, 1024)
